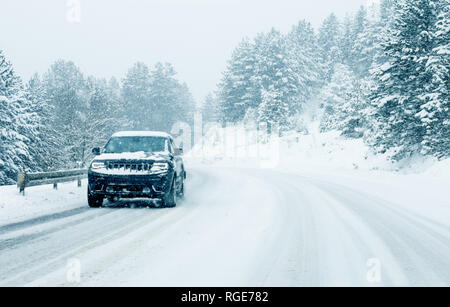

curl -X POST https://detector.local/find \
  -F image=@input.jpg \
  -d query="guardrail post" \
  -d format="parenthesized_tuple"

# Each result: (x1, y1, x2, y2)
(17, 173, 27, 195)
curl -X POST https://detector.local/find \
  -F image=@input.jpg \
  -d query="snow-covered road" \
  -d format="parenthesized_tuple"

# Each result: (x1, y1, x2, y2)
(0, 165, 449, 286)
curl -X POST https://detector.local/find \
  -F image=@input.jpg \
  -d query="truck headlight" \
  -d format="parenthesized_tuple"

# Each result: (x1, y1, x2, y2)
(91, 162, 105, 169)
(150, 162, 169, 172)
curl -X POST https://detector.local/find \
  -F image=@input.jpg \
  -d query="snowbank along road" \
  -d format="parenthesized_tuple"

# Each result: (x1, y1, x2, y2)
(0, 164, 449, 286)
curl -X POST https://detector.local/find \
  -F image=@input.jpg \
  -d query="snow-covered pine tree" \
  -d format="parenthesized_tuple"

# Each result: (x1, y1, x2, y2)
(351, 6, 379, 78)
(122, 62, 194, 132)
(340, 15, 355, 68)
(77, 77, 119, 165)
(319, 64, 367, 137)
(369, 0, 397, 68)
(418, 0, 450, 158)
(218, 38, 260, 123)
(380, 0, 396, 22)
(255, 29, 302, 131)
(287, 20, 323, 106)
(106, 76, 128, 132)
(121, 62, 152, 130)
(336, 6, 377, 78)
(258, 87, 290, 133)
(352, 6, 368, 43)
(370, 0, 440, 160)
(318, 13, 342, 82)
(25, 73, 61, 171)
(174, 81, 196, 128)
(202, 92, 221, 123)
(148, 62, 195, 131)
(148, 63, 177, 131)
(43, 60, 88, 168)
(0, 50, 34, 184)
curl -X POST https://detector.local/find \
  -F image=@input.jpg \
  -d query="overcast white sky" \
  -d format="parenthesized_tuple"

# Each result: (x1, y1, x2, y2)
(1, 0, 371, 102)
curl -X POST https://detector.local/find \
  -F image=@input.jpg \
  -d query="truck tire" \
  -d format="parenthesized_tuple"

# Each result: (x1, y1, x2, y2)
(88, 188, 103, 208)
(177, 177, 185, 199)
(163, 177, 177, 208)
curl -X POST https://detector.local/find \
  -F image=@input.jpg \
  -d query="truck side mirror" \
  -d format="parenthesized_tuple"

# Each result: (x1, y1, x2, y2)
(174, 147, 183, 156)
(92, 147, 101, 156)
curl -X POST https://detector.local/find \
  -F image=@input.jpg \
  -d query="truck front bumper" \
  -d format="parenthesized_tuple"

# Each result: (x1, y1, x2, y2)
(88, 170, 174, 199)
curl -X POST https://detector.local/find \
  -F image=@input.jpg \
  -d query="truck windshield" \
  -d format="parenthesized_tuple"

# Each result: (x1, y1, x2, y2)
(104, 136, 167, 154)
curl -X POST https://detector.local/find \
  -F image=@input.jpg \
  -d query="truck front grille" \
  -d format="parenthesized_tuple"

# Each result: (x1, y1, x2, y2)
(106, 162, 152, 172)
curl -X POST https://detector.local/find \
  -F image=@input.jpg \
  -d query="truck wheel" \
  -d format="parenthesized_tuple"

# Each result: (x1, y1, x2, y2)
(88, 188, 103, 208)
(163, 177, 177, 208)
(177, 178, 185, 199)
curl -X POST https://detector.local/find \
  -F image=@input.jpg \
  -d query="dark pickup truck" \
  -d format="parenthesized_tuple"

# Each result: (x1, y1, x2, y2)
(88, 131, 186, 208)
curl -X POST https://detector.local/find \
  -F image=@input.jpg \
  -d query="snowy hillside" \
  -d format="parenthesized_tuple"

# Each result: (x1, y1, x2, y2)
(185, 122, 450, 176)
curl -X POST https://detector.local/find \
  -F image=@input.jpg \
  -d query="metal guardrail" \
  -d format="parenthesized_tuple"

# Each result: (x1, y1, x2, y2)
(17, 169, 87, 195)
